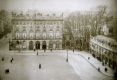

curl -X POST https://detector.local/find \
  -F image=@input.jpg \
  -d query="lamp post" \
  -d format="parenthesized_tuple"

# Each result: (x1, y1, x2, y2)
(66, 46, 68, 62)
(74, 28, 78, 51)
(9, 39, 10, 50)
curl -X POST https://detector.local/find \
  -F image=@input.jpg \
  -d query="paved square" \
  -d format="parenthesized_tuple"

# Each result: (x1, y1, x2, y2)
(0, 54, 80, 80)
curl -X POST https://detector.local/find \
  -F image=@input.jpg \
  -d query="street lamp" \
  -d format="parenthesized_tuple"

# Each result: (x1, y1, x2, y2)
(9, 39, 10, 50)
(66, 46, 68, 62)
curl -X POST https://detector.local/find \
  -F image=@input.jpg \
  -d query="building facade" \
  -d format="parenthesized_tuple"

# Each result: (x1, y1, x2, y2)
(10, 12, 63, 51)
(90, 35, 117, 70)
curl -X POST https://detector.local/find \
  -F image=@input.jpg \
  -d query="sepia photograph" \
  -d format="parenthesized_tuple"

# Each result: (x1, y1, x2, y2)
(0, 0, 117, 80)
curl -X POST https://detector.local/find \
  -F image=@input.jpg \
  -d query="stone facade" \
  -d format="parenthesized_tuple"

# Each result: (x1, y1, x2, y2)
(10, 12, 63, 50)
(90, 35, 117, 70)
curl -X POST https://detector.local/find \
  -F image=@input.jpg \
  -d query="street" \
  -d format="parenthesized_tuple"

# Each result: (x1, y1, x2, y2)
(0, 34, 116, 80)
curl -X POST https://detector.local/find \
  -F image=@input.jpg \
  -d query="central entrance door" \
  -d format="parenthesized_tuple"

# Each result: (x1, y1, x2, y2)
(42, 41, 46, 49)
(35, 41, 40, 49)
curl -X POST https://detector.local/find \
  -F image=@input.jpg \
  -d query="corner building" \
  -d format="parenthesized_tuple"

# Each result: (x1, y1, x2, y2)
(90, 35, 117, 70)
(10, 13, 63, 50)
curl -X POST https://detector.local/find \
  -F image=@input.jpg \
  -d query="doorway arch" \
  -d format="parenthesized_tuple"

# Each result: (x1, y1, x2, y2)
(15, 41, 19, 50)
(49, 40, 53, 49)
(56, 40, 59, 49)
(29, 41, 33, 50)
(42, 41, 46, 49)
(35, 41, 40, 49)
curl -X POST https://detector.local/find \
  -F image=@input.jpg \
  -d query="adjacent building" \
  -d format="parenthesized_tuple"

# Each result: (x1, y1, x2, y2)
(90, 35, 117, 70)
(10, 12, 63, 51)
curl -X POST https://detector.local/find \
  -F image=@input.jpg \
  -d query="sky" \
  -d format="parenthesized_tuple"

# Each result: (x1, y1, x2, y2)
(0, 0, 116, 17)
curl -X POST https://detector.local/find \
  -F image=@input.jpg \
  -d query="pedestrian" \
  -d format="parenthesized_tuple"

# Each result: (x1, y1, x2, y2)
(12, 57, 14, 60)
(105, 67, 107, 72)
(39, 63, 41, 69)
(10, 59, 12, 63)
(98, 67, 100, 72)
(88, 57, 90, 60)
(34, 49, 35, 51)
(2, 57, 4, 61)
(5, 69, 9, 74)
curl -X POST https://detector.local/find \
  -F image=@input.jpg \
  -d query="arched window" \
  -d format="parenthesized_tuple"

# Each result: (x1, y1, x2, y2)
(56, 30, 60, 38)
(29, 30, 34, 39)
(15, 30, 20, 39)
(22, 30, 27, 39)
(43, 29, 46, 39)
(49, 30, 53, 39)
(15, 41, 19, 49)
(56, 40, 59, 48)
(36, 30, 40, 39)
(49, 40, 53, 49)
(22, 41, 27, 49)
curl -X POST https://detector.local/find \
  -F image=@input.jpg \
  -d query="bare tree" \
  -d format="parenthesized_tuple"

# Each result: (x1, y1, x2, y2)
(63, 5, 114, 50)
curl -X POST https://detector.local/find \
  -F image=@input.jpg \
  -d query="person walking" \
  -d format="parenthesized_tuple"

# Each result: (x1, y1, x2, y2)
(2, 57, 4, 61)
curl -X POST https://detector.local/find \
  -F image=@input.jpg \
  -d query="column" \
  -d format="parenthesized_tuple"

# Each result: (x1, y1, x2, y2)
(40, 41, 42, 50)
(53, 41, 55, 50)
(46, 40, 49, 50)
(60, 40, 62, 50)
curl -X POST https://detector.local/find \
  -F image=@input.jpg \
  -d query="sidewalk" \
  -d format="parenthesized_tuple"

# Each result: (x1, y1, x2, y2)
(74, 50, 116, 78)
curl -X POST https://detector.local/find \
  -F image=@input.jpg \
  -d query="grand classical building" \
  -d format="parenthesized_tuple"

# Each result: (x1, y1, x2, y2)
(90, 35, 117, 70)
(9, 12, 63, 51)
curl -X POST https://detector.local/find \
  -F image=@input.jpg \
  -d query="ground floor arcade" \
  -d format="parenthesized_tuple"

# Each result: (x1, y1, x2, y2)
(9, 40, 62, 50)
